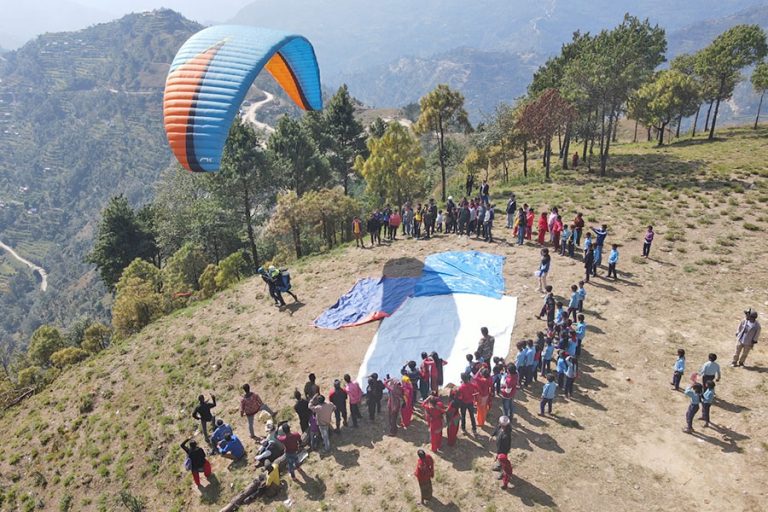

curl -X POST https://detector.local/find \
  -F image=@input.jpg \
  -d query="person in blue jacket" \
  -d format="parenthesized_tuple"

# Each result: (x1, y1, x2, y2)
(671, 349, 685, 391)
(210, 419, 233, 451)
(683, 383, 703, 433)
(537, 248, 551, 293)
(540, 374, 557, 416)
(607, 244, 619, 279)
(217, 432, 245, 461)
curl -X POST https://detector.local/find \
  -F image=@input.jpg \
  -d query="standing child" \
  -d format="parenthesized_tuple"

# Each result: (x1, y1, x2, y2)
(567, 224, 576, 257)
(699, 353, 721, 387)
(500, 364, 518, 420)
(564, 356, 577, 397)
(560, 224, 571, 256)
(584, 245, 594, 283)
(577, 281, 587, 313)
(536, 248, 551, 292)
(525, 339, 537, 385)
(567, 284, 579, 322)
(436, 210, 444, 233)
(352, 216, 364, 248)
(607, 244, 619, 279)
(642, 225, 654, 258)
(575, 314, 587, 356)
(514, 341, 527, 386)
(683, 383, 703, 433)
(671, 349, 685, 391)
(541, 339, 555, 377)
(554, 302, 567, 327)
(536, 285, 556, 322)
(556, 352, 568, 390)
(540, 373, 557, 416)
(701, 381, 716, 427)
(526, 208, 535, 240)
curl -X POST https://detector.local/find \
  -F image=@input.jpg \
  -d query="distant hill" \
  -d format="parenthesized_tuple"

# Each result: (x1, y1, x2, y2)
(0, 10, 203, 342)
(341, 47, 536, 120)
(668, 4, 768, 56)
(0, 0, 110, 49)
(233, 0, 758, 76)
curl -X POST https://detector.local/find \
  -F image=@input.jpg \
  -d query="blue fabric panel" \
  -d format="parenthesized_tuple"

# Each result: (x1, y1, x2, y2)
(413, 251, 505, 298)
(314, 277, 418, 329)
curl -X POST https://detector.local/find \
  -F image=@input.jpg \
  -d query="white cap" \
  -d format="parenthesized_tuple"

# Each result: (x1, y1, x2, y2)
(499, 416, 510, 426)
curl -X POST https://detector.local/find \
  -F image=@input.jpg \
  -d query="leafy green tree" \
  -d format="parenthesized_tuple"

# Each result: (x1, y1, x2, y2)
(215, 251, 251, 289)
(50, 347, 89, 368)
(562, 15, 666, 174)
(268, 116, 330, 196)
(214, 120, 273, 270)
(300, 188, 363, 248)
(82, 322, 111, 353)
(697, 25, 768, 139)
(751, 61, 768, 129)
(65, 317, 93, 347)
(631, 70, 700, 145)
(18, 366, 46, 388)
(112, 259, 164, 338)
(198, 264, 219, 299)
(517, 89, 575, 180)
(87, 195, 158, 291)
(28, 325, 67, 367)
(265, 191, 304, 259)
(369, 117, 388, 138)
(322, 85, 367, 194)
(162, 243, 208, 294)
(354, 122, 426, 207)
(414, 84, 471, 201)
(153, 169, 241, 264)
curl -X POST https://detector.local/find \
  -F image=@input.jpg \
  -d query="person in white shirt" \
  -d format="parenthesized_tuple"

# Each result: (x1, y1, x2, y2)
(732, 309, 761, 367)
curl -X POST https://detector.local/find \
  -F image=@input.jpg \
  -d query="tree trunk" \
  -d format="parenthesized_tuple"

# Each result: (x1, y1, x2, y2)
(242, 185, 259, 270)
(582, 110, 592, 161)
(691, 106, 700, 138)
(544, 141, 551, 181)
(342, 173, 349, 196)
(647, 126, 652, 142)
(292, 223, 302, 259)
(755, 91, 764, 130)
(600, 107, 616, 176)
(561, 126, 571, 170)
(675, 115, 682, 138)
(522, 144, 528, 177)
(557, 128, 562, 156)
(437, 115, 447, 202)
(704, 100, 713, 132)
(612, 112, 620, 143)
(633, 120, 638, 143)
(658, 123, 666, 146)
(597, 105, 607, 176)
(709, 81, 723, 141)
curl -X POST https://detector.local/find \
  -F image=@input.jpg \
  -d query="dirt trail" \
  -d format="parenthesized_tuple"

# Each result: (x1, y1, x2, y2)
(243, 90, 275, 133)
(0, 239, 47, 291)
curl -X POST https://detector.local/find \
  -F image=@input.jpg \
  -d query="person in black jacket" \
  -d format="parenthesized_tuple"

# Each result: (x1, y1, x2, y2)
(192, 394, 216, 443)
(329, 379, 348, 431)
(181, 438, 213, 487)
(490, 416, 512, 476)
(367, 212, 380, 247)
(584, 245, 595, 283)
(293, 390, 311, 434)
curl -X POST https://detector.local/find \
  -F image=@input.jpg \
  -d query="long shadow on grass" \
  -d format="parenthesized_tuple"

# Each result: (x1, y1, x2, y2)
(424, 496, 461, 511)
(690, 423, 747, 453)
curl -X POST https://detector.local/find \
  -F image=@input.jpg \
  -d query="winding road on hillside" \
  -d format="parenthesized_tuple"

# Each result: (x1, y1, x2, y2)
(0, 239, 48, 291)
(243, 90, 275, 134)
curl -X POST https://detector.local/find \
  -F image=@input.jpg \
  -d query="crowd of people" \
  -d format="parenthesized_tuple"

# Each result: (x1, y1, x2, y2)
(180, 183, 761, 506)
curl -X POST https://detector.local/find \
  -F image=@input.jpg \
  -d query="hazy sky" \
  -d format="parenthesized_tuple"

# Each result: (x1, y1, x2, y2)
(74, 0, 251, 24)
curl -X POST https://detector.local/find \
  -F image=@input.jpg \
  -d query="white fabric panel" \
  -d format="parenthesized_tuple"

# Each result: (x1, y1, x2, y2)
(357, 295, 518, 387)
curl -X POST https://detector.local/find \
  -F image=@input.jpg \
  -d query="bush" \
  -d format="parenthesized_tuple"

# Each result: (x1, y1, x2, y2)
(162, 243, 208, 294)
(18, 366, 46, 388)
(82, 323, 112, 353)
(28, 325, 67, 367)
(112, 278, 164, 338)
(197, 264, 219, 299)
(50, 347, 90, 368)
(215, 251, 251, 289)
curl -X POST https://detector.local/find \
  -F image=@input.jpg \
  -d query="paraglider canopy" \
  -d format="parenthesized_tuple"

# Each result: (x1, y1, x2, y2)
(163, 25, 322, 172)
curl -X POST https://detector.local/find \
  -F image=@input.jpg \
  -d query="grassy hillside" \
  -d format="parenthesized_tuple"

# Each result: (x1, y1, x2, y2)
(1, 127, 768, 511)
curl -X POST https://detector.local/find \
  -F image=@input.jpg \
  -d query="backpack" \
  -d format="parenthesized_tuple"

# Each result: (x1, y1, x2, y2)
(277, 270, 292, 292)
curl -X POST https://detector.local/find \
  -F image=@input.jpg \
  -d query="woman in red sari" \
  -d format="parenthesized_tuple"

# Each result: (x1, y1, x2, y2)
(422, 392, 446, 452)
(526, 208, 535, 240)
(537, 212, 548, 245)
(445, 391, 461, 446)
(400, 376, 414, 428)
(472, 367, 493, 427)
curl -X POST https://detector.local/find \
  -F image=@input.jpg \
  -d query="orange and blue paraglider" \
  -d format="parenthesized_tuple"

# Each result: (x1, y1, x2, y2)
(163, 25, 322, 172)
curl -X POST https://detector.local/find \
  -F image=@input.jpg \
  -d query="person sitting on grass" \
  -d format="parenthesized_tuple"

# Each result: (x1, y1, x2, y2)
(210, 419, 233, 452)
(253, 460, 280, 499)
(217, 432, 245, 461)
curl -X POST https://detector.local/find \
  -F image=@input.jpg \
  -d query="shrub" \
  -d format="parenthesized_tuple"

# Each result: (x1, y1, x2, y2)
(18, 366, 45, 388)
(743, 222, 761, 231)
(197, 264, 219, 299)
(162, 243, 208, 294)
(215, 251, 251, 289)
(28, 325, 67, 367)
(50, 347, 90, 368)
(112, 277, 164, 338)
(82, 323, 112, 353)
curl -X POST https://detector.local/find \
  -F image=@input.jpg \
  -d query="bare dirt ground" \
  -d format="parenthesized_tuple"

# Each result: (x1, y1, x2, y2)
(1, 129, 768, 511)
